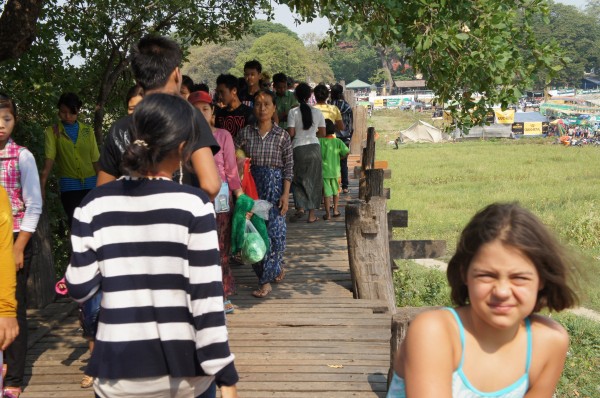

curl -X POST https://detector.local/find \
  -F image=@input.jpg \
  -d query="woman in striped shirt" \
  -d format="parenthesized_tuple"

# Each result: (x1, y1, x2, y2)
(65, 93, 238, 398)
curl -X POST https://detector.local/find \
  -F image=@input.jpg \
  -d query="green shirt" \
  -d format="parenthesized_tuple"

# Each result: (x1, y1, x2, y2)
(44, 122, 100, 180)
(319, 136, 349, 178)
(275, 91, 298, 129)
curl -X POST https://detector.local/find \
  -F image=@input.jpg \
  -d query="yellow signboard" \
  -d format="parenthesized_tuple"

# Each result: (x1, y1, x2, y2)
(494, 109, 515, 124)
(523, 122, 543, 135)
(443, 111, 453, 124)
(374, 99, 384, 108)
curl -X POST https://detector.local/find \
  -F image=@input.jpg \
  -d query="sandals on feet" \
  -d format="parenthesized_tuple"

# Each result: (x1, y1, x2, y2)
(307, 217, 320, 223)
(2, 387, 22, 398)
(289, 212, 304, 222)
(332, 212, 341, 218)
(323, 215, 331, 221)
(81, 374, 94, 389)
(252, 283, 272, 298)
(224, 300, 235, 314)
(274, 269, 286, 283)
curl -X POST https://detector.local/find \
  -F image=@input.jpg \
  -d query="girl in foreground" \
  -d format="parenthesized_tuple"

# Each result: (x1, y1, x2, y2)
(65, 93, 238, 398)
(0, 93, 43, 398)
(388, 203, 578, 398)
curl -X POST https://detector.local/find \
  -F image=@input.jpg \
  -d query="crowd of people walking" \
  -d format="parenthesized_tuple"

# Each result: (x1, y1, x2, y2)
(0, 33, 354, 398)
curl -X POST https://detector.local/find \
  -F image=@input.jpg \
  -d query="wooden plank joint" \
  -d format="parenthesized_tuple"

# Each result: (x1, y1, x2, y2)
(389, 240, 446, 259)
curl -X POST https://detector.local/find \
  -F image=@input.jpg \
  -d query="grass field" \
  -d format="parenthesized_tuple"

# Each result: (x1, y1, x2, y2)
(368, 109, 600, 396)
(370, 109, 600, 311)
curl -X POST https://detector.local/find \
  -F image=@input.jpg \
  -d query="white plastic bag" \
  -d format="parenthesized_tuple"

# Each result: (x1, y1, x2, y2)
(241, 220, 267, 265)
(251, 200, 273, 220)
(214, 182, 230, 213)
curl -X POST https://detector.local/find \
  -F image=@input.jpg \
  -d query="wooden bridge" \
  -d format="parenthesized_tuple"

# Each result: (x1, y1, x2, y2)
(20, 178, 392, 397)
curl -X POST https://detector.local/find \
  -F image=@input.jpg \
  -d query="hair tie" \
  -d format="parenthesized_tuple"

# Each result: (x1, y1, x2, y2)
(133, 139, 148, 147)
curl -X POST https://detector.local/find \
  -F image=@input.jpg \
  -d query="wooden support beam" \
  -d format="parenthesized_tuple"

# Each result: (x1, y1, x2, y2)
(388, 210, 408, 229)
(345, 197, 396, 313)
(362, 127, 376, 170)
(354, 166, 391, 179)
(389, 240, 446, 259)
(359, 169, 384, 202)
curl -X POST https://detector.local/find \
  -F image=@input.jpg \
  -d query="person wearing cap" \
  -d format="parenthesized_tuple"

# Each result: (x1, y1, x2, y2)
(189, 89, 242, 315)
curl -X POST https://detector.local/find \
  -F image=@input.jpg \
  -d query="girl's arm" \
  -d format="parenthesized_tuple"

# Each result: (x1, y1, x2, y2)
(316, 126, 326, 138)
(286, 108, 296, 138)
(403, 310, 455, 398)
(287, 127, 296, 139)
(65, 206, 101, 302)
(17, 150, 42, 269)
(524, 316, 570, 397)
(221, 133, 242, 197)
(191, 147, 221, 200)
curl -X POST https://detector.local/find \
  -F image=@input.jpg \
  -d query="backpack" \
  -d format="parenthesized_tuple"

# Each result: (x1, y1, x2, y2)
(332, 99, 353, 143)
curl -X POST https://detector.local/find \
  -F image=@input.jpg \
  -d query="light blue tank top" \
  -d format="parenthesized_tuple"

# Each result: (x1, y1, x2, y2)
(387, 307, 532, 398)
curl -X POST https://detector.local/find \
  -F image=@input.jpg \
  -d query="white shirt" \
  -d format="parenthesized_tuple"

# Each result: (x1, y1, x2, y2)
(287, 106, 326, 148)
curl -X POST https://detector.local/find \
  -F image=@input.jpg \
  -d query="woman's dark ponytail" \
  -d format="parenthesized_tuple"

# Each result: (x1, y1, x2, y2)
(294, 83, 313, 130)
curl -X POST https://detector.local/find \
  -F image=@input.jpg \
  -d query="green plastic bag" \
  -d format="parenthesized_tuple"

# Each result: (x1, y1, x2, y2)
(241, 219, 267, 265)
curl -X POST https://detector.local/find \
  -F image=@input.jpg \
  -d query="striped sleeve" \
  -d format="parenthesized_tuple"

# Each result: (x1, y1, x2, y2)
(65, 205, 101, 302)
(188, 200, 239, 386)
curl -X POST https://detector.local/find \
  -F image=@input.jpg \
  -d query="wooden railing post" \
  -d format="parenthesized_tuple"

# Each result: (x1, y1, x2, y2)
(345, 196, 396, 313)
(388, 307, 441, 388)
(27, 208, 56, 308)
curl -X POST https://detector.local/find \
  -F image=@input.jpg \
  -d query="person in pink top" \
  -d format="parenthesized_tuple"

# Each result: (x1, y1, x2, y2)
(189, 89, 242, 314)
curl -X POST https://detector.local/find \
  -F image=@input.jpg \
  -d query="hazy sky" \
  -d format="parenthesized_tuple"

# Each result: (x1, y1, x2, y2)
(272, 0, 589, 38)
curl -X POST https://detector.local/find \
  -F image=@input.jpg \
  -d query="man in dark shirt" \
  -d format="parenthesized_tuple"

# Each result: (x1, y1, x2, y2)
(98, 35, 221, 199)
(215, 74, 255, 138)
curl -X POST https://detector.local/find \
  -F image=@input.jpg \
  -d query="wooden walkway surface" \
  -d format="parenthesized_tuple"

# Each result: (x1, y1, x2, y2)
(20, 178, 392, 397)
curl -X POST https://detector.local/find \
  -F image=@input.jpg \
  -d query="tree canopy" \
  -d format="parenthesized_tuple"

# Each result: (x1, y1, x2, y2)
(0, 0, 580, 130)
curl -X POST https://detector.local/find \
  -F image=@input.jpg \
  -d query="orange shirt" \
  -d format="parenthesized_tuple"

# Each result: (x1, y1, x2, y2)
(0, 186, 16, 317)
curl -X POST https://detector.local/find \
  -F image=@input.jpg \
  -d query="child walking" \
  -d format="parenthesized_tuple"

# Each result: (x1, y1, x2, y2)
(65, 93, 238, 398)
(189, 89, 243, 314)
(387, 203, 578, 397)
(319, 120, 349, 221)
(0, 93, 43, 398)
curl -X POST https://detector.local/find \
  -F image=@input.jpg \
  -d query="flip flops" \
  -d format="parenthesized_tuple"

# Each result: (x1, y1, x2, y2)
(307, 217, 320, 223)
(252, 283, 272, 298)
(274, 269, 286, 283)
(224, 300, 235, 314)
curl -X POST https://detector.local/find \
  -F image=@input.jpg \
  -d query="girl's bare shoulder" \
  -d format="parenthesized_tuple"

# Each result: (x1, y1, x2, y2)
(406, 308, 458, 340)
(529, 314, 569, 340)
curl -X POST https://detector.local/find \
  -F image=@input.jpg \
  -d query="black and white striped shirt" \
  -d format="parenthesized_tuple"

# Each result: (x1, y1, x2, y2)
(65, 177, 238, 386)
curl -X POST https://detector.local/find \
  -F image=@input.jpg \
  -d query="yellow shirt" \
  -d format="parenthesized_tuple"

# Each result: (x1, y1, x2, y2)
(313, 103, 342, 123)
(0, 186, 16, 317)
(44, 122, 100, 180)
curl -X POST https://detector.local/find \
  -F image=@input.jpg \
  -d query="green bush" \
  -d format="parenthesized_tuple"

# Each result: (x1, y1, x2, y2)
(393, 260, 451, 307)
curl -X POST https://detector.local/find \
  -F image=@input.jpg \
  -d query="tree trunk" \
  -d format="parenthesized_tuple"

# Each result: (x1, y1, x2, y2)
(0, 0, 43, 61)
(376, 45, 395, 91)
(27, 209, 56, 309)
(93, 49, 130, 144)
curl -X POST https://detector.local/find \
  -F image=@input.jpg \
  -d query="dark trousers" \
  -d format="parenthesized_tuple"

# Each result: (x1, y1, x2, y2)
(340, 156, 349, 190)
(60, 189, 91, 230)
(94, 381, 216, 398)
(4, 233, 33, 388)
